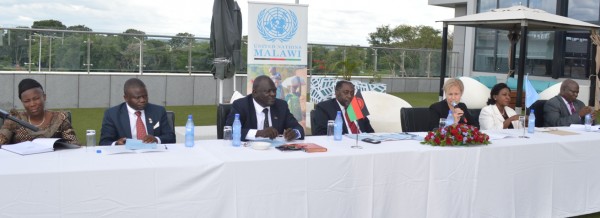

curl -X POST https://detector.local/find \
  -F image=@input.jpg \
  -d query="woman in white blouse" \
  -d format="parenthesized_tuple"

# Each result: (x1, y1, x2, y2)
(479, 83, 521, 130)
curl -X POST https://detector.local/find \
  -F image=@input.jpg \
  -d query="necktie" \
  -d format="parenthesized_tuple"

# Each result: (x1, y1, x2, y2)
(135, 111, 147, 140)
(344, 110, 359, 134)
(262, 108, 270, 129)
(569, 102, 576, 114)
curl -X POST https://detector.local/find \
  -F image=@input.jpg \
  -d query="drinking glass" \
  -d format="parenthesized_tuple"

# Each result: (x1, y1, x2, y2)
(518, 116, 528, 138)
(327, 120, 335, 136)
(223, 126, 233, 140)
(86, 130, 96, 152)
(438, 118, 447, 130)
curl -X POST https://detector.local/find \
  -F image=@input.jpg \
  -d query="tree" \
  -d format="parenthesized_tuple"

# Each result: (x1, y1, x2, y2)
(169, 32, 195, 49)
(368, 24, 451, 49)
(67, 25, 92, 32)
(32, 20, 66, 30)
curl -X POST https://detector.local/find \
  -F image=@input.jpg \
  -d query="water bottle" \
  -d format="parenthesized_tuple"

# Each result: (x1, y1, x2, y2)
(584, 113, 592, 131)
(333, 111, 343, 141)
(528, 109, 535, 134)
(185, 114, 194, 147)
(232, 114, 242, 147)
(445, 109, 454, 127)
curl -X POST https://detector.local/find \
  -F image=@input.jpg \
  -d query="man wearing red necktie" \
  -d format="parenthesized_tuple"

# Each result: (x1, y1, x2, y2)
(312, 81, 375, 135)
(99, 78, 175, 145)
(544, 79, 597, 127)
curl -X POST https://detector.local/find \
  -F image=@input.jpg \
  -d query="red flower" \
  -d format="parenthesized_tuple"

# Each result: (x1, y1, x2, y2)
(421, 124, 490, 146)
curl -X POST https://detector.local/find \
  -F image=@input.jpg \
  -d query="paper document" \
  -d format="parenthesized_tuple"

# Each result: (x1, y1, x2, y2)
(345, 133, 423, 141)
(100, 146, 167, 155)
(1, 138, 63, 155)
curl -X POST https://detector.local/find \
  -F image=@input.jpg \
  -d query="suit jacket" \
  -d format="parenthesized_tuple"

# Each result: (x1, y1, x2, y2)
(543, 95, 586, 127)
(478, 104, 521, 130)
(99, 102, 175, 145)
(313, 98, 375, 135)
(225, 95, 304, 140)
(428, 99, 479, 130)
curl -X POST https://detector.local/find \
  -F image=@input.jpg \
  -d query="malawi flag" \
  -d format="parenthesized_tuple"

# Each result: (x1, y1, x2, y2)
(346, 90, 370, 121)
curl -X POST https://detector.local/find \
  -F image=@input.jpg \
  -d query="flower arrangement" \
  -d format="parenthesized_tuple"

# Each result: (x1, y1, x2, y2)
(421, 123, 491, 146)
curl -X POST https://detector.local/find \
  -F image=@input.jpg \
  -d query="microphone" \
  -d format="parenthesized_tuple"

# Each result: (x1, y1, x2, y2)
(0, 109, 40, 132)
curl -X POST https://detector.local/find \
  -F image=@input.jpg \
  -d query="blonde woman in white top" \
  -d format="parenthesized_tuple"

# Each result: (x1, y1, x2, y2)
(479, 83, 522, 130)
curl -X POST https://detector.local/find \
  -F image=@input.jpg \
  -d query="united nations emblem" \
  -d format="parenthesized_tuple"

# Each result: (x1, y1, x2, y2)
(257, 7, 298, 42)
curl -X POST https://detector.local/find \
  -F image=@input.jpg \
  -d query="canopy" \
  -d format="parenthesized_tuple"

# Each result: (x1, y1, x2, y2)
(438, 5, 600, 111)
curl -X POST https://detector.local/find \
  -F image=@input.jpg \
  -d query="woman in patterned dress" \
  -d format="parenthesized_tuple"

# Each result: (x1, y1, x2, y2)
(0, 78, 79, 145)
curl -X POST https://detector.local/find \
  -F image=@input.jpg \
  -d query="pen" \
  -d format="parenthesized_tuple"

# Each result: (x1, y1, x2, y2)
(164, 144, 168, 150)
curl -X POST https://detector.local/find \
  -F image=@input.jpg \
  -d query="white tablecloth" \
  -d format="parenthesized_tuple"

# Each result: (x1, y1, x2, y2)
(1, 128, 600, 217)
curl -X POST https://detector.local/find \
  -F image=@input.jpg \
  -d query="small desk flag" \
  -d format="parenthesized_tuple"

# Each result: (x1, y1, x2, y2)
(524, 75, 540, 108)
(346, 90, 370, 121)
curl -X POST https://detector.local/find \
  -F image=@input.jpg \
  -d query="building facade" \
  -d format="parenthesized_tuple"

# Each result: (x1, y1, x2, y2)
(429, 0, 599, 82)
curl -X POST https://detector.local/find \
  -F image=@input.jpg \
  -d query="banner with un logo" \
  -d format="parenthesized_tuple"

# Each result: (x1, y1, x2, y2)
(248, 2, 307, 65)
(248, 2, 308, 131)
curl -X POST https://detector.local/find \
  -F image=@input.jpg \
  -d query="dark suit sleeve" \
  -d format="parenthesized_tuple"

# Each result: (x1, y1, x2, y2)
(99, 109, 119, 145)
(282, 104, 304, 140)
(428, 102, 443, 131)
(155, 107, 175, 144)
(360, 118, 375, 133)
(312, 103, 330, 136)
(459, 104, 479, 127)
(226, 101, 252, 141)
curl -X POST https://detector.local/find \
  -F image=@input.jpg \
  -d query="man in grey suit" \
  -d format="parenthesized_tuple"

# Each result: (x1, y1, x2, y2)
(544, 79, 596, 127)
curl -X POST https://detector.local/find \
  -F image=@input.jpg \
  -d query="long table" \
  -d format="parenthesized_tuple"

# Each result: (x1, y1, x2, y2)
(1, 128, 600, 217)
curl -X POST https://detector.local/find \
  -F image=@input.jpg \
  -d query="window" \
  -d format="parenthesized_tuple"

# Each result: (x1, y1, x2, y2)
(568, 0, 600, 22)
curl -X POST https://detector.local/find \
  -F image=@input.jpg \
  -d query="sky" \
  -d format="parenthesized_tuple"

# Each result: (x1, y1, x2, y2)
(0, 0, 454, 46)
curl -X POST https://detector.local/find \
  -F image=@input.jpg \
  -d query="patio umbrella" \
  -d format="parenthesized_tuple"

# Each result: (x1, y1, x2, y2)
(438, 5, 600, 112)
(210, 0, 242, 102)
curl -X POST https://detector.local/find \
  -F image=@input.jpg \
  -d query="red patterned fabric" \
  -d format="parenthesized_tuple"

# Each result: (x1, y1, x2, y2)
(135, 111, 147, 140)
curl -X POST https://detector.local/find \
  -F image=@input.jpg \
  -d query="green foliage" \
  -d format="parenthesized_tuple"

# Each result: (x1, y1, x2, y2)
(67, 25, 92, 32)
(32, 20, 66, 30)
(368, 24, 451, 49)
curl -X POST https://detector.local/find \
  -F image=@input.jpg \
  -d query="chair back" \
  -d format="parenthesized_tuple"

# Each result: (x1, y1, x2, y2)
(310, 109, 317, 136)
(400, 107, 432, 132)
(527, 100, 547, 127)
(166, 111, 175, 132)
(217, 103, 232, 139)
(468, 109, 481, 128)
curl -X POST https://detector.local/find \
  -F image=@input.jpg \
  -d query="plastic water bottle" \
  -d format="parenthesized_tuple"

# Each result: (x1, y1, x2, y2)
(334, 111, 343, 141)
(584, 113, 592, 131)
(528, 109, 535, 134)
(445, 109, 454, 127)
(185, 114, 194, 147)
(232, 114, 242, 147)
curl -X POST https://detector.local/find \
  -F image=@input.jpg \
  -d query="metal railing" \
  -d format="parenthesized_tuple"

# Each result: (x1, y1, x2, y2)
(0, 28, 459, 77)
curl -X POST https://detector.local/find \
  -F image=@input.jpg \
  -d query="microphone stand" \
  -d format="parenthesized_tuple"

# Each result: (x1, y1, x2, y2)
(0, 109, 40, 132)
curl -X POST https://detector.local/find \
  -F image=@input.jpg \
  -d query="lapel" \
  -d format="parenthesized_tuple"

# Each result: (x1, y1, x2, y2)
(119, 104, 132, 138)
(145, 109, 154, 136)
(247, 96, 258, 129)
(491, 105, 505, 125)
(269, 105, 280, 130)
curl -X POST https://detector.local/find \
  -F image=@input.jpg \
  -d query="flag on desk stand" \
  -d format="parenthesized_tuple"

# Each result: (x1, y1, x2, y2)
(524, 74, 540, 108)
(346, 90, 370, 121)
(347, 90, 369, 149)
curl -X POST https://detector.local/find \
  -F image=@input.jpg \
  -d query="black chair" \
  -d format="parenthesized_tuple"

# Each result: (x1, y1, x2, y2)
(166, 111, 175, 132)
(216, 104, 232, 139)
(400, 107, 432, 132)
(468, 108, 481, 128)
(310, 109, 317, 135)
(527, 100, 547, 127)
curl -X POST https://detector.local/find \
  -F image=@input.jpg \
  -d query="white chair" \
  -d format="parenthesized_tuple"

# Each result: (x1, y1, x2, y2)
(538, 82, 589, 103)
(454, 77, 491, 109)
(362, 91, 412, 132)
(538, 82, 561, 100)
(229, 90, 244, 103)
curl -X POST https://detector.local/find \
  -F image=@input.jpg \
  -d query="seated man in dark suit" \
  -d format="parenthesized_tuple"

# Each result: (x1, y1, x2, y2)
(99, 78, 175, 145)
(225, 75, 304, 141)
(312, 81, 374, 135)
(544, 79, 596, 127)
